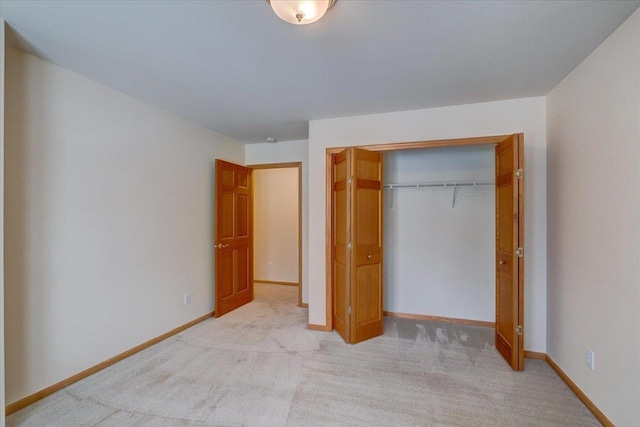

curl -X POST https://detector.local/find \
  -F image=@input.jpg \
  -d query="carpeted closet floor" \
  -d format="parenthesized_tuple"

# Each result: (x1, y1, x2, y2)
(7, 283, 599, 426)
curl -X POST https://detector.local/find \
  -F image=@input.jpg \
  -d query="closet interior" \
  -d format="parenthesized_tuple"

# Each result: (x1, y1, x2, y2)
(382, 145, 496, 324)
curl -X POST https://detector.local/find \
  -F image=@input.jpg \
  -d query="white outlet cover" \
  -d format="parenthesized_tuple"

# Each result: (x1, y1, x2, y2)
(586, 349, 595, 370)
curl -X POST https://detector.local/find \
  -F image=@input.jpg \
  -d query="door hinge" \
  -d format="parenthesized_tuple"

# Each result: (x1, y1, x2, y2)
(347, 306, 352, 315)
(348, 241, 352, 250)
(515, 169, 524, 179)
(348, 176, 353, 185)
(515, 325, 523, 336)
(515, 247, 524, 258)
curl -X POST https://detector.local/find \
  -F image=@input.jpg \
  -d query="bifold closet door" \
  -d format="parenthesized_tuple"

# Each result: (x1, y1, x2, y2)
(333, 150, 350, 342)
(333, 147, 383, 344)
(495, 134, 524, 370)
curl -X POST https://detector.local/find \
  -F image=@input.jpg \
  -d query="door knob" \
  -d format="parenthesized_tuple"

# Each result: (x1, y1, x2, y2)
(499, 260, 505, 265)
(367, 254, 372, 259)
(217, 243, 229, 248)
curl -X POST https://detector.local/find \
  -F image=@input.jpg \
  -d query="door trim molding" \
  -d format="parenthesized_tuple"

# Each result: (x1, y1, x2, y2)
(248, 162, 303, 307)
(358, 135, 512, 152)
(323, 134, 518, 336)
(249, 162, 301, 169)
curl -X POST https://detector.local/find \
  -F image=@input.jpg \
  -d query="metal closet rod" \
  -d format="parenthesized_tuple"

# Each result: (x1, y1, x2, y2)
(383, 181, 494, 189)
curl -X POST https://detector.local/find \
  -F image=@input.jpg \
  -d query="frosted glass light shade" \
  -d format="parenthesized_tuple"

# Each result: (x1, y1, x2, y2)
(269, 0, 334, 25)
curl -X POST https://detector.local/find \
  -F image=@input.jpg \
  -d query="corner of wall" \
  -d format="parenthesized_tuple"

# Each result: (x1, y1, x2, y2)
(545, 9, 640, 425)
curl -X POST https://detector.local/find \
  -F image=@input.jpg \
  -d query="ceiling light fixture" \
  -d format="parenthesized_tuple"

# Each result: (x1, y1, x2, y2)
(267, 0, 337, 25)
(266, 137, 278, 143)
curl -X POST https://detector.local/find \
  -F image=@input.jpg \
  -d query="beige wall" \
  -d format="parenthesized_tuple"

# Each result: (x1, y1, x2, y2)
(246, 140, 308, 303)
(383, 146, 495, 322)
(308, 97, 548, 352)
(546, 9, 640, 426)
(4, 47, 244, 405)
(253, 168, 299, 284)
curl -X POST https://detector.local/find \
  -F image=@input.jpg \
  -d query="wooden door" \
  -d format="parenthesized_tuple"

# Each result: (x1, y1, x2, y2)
(215, 160, 253, 317)
(495, 134, 524, 370)
(332, 147, 384, 344)
(333, 149, 350, 342)
(350, 148, 384, 343)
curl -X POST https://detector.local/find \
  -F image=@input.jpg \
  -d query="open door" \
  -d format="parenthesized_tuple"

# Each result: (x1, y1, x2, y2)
(495, 134, 524, 370)
(215, 159, 253, 317)
(333, 149, 350, 342)
(332, 147, 383, 344)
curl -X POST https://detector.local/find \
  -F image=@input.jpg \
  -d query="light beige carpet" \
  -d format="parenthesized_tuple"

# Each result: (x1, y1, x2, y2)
(7, 284, 599, 426)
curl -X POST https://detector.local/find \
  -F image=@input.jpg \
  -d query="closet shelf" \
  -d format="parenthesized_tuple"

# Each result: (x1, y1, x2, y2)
(383, 181, 494, 208)
(383, 181, 494, 189)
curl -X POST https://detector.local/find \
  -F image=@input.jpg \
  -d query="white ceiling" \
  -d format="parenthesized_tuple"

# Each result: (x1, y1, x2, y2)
(2, 1, 638, 143)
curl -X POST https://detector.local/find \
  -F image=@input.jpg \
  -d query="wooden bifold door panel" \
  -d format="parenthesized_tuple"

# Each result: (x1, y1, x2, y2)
(495, 134, 524, 370)
(332, 148, 383, 344)
(215, 159, 253, 317)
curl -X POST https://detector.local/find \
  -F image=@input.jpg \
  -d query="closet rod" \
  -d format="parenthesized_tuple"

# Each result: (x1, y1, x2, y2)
(383, 181, 494, 189)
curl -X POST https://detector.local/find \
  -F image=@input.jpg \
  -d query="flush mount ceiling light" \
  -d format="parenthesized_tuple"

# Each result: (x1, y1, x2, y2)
(267, 0, 337, 25)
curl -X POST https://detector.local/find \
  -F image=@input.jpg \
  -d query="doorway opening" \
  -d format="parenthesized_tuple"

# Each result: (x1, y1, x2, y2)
(383, 145, 495, 326)
(249, 162, 303, 307)
(325, 134, 524, 370)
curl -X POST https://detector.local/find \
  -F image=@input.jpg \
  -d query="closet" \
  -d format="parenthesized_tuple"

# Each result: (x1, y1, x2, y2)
(328, 134, 524, 370)
(383, 145, 495, 325)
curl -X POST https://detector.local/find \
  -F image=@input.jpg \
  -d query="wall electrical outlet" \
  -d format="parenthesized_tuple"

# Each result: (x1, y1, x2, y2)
(184, 292, 191, 305)
(268, 262, 273, 271)
(586, 349, 595, 370)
